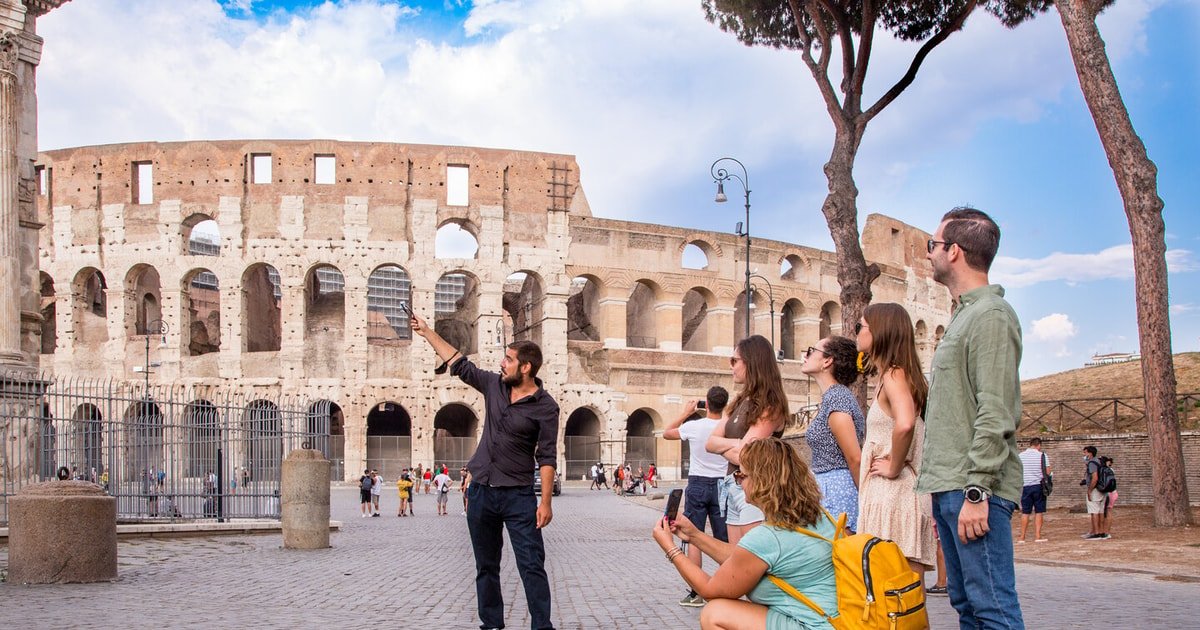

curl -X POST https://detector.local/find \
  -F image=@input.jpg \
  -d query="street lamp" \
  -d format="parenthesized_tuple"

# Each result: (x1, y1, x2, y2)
(135, 319, 168, 395)
(748, 273, 776, 351)
(711, 157, 751, 339)
(493, 317, 506, 348)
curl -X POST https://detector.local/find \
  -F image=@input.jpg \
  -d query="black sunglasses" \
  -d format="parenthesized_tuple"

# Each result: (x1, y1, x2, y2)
(804, 346, 826, 358)
(926, 239, 955, 253)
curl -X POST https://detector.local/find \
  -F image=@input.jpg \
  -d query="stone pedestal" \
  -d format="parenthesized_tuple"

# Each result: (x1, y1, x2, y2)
(8, 481, 117, 584)
(281, 448, 331, 549)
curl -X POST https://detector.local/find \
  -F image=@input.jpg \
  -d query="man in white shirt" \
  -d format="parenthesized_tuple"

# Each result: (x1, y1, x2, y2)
(433, 469, 454, 515)
(663, 386, 731, 607)
(1017, 438, 1051, 542)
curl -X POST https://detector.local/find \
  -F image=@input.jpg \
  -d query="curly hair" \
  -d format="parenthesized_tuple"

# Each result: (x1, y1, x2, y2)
(728, 335, 789, 428)
(741, 437, 822, 529)
(820, 336, 860, 387)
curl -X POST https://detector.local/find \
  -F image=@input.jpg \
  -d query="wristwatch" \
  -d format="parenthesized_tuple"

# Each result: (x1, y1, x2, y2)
(964, 486, 990, 504)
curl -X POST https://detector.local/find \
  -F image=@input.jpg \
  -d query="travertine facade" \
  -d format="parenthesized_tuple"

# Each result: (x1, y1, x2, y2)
(35, 140, 950, 480)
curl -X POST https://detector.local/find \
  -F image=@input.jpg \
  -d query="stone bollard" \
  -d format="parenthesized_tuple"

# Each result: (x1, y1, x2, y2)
(281, 448, 331, 549)
(8, 481, 117, 584)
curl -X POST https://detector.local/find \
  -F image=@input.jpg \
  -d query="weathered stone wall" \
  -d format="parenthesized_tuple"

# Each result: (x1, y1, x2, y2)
(1026, 434, 1200, 507)
(35, 140, 949, 480)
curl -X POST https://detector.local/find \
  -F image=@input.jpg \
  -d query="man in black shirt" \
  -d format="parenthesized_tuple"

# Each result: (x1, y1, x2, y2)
(412, 314, 559, 630)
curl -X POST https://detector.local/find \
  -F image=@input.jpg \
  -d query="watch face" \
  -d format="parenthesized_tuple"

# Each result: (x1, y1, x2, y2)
(965, 487, 985, 503)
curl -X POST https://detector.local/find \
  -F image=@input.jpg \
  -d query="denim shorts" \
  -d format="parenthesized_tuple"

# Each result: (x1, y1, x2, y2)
(720, 473, 765, 526)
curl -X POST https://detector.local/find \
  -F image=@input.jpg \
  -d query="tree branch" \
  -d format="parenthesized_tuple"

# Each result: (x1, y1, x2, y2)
(789, 0, 844, 119)
(862, 0, 978, 123)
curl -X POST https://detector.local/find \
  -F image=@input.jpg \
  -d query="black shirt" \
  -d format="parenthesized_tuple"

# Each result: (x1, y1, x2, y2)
(452, 356, 559, 487)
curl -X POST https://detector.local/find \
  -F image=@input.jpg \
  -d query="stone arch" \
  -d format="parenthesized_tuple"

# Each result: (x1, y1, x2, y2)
(564, 406, 602, 480)
(40, 272, 56, 354)
(242, 263, 282, 352)
(304, 263, 346, 378)
(567, 274, 602, 342)
(367, 264, 412, 342)
(182, 268, 220, 356)
(72, 267, 108, 345)
(682, 286, 715, 352)
(71, 403, 103, 480)
(366, 401, 411, 478)
(934, 325, 945, 352)
(123, 400, 164, 479)
(242, 399, 283, 482)
(915, 319, 927, 340)
(182, 213, 221, 256)
(435, 270, 479, 356)
(820, 301, 842, 338)
(681, 242, 711, 270)
(183, 399, 220, 477)
(626, 279, 662, 349)
(781, 298, 806, 360)
(504, 270, 545, 348)
(435, 220, 480, 259)
(780, 252, 811, 284)
(625, 408, 659, 472)
(125, 264, 162, 336)
(434, 403, 479, 472)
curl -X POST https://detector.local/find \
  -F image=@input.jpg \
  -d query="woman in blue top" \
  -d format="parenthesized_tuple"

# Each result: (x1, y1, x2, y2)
(801, 335, 866, 532)
(654, 437, 838, 630)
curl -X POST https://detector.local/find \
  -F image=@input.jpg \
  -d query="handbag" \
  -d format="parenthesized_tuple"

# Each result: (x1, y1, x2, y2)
(1040, 453, 1053, 496)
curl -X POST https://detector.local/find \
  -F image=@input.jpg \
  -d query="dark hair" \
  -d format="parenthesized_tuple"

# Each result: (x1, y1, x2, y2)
(1029, 437, 1042, 447)
(941, 206, 1001, 272)
(821, 336, 860, 387)
(1084, 445, 1097, 457)
(729, 335, 789, 428)
(706, 386, 729, 414)
(508, 340, 543, 378)
(862, 303, 928, 415)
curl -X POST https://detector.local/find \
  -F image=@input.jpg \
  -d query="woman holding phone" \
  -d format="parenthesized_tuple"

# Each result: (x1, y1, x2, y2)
(653, 438, 838, 630)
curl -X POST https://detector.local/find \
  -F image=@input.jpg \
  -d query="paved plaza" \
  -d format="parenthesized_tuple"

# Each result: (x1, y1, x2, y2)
(2, 484, 1198, 628)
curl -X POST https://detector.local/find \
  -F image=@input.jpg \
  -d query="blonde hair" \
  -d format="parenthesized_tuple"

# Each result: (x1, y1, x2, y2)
(740, 438, 822, 529)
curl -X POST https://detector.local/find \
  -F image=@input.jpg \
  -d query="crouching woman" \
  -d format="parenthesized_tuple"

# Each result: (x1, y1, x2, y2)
(653, 437, 839, 629)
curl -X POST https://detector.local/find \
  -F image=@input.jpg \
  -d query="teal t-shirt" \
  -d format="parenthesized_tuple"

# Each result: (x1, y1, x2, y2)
(739, 519, 838, 630)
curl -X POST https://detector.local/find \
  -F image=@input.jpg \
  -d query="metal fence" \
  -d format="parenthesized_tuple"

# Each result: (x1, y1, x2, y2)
(1020, 392, 1200, 435)
(0, 374, 332, 525)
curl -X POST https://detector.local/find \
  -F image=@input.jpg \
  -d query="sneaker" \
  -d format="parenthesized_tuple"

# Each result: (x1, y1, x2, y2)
(1081, 532, 1095, 539)
(679, 593, 705, 607)
(1085, 533, 1105, 540)
(1098, 533, 1111, 539)
(1034, 538, 1049, 543)
(372, 513, 380, 517)
(926, 585, 948, 596)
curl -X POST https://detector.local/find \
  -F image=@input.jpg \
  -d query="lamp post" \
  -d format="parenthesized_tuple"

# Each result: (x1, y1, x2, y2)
(748, 273, 776, 351)
(711, 157, 751, 339)
(137, 319, 168, 395)
(493, 317, 506, 348)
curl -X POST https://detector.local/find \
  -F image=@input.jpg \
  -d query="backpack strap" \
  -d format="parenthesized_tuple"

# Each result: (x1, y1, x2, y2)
(767, 574, 840, 627)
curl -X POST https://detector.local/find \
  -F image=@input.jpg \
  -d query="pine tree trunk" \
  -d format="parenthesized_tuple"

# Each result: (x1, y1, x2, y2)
(821, 125, 878, 403)
(1056, 0, 1191, 526)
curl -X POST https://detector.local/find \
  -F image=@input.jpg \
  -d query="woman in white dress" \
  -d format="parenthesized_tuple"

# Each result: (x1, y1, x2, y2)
(855, 302, 937, 579)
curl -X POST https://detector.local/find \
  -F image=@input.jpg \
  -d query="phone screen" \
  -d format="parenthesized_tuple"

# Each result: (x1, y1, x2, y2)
(664, 488, 682, 523)
(400, 301, 413, 317)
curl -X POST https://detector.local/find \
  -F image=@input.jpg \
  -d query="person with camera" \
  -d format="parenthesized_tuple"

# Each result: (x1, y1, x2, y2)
(663, 386, 731, 607)
(652, 437, 838, 629)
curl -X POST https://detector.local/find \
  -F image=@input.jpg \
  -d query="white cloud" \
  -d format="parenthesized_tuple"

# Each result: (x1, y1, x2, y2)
(1031, 313, 1078, 358)
(992, 245, 1197, 288)
(1171, 303, 1199, 317)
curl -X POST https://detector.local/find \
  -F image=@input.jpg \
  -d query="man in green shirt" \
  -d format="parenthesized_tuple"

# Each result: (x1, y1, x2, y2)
(918, 207, 1025, 629)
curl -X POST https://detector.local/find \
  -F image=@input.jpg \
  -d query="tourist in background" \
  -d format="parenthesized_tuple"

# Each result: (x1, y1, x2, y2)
(1018, 437, 1051, 542)
(800, 335, 866, 532)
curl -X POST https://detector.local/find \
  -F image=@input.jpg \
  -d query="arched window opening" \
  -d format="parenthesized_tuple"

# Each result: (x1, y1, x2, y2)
(626, 281, 657, 349)
(186, 217, 221, 256)
(184, 269, 221, 356)
(366, 401, 410, 479)
(40, 272, 56, 354)
(434, 403, 479, 476)
(434, 272, 479, 356)
(503, 271, 544, 347)
(681, 243, 708, 270)
(564, 408, 601, 480)
(624, 409, 657, 475)
(184, 400, 220, 478)
(567, 276, 600, 342)
(681, 288, 710, 352)
(435, 222, 479, 260)
(242, 264, 282, 352)
(367, 265, 412, 342)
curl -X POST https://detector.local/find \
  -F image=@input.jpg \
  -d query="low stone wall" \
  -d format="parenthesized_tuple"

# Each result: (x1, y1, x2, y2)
(1030, 432, 1200, 508)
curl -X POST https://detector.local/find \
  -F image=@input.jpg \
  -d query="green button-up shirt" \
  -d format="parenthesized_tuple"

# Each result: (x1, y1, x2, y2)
(916, 284, 1024, 503)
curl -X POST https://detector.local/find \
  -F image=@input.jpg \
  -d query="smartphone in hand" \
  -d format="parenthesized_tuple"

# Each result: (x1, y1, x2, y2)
(664, 488, 683, 524)
(400, 301, 413, 317)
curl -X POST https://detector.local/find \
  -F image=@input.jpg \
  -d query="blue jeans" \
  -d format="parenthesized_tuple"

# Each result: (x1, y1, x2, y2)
(931, 491, 1025, 630)
(466, 484, 554, 630)
(682, 476, 728, 543)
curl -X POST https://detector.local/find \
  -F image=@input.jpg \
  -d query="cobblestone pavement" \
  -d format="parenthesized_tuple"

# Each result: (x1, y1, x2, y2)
(2, 484, 1197, 629)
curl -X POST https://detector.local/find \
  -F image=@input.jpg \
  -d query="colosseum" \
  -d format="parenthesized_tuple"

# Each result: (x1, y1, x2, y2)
(32, 140, 950, 483)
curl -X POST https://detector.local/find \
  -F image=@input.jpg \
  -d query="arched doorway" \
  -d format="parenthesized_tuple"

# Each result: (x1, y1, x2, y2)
(434, 403, 478, 477)
(366, 401, 410, 479)
(625, 409, 657, 473)
(309, 400, 345, 480)
(564, 407, 601, 481)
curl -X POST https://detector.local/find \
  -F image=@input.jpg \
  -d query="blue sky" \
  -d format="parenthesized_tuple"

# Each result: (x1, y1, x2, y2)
(34, 0, 1200, 378)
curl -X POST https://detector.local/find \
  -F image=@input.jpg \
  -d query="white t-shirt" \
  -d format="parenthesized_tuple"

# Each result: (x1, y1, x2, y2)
(371, 475, 383, 496)
(678, 417, 729, 478)
(1019, 448, 1047, 487)
(433, 473, 453, 493)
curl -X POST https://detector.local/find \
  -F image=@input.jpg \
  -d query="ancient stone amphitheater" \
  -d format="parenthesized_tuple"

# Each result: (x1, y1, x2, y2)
(34, 140, 949, 481)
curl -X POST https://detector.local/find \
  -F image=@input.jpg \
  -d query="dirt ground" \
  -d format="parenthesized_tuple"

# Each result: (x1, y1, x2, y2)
(1008, 505, 1200, 580)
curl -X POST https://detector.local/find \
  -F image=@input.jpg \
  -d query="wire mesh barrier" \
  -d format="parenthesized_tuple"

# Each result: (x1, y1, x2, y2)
(0, 374, 335, 525)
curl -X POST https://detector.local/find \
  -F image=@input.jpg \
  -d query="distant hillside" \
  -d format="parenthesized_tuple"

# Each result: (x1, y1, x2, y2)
(1021, 352, 1200, 401)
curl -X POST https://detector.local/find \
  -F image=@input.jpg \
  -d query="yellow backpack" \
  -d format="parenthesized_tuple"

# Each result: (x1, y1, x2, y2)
(768, 510, 928, 630)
